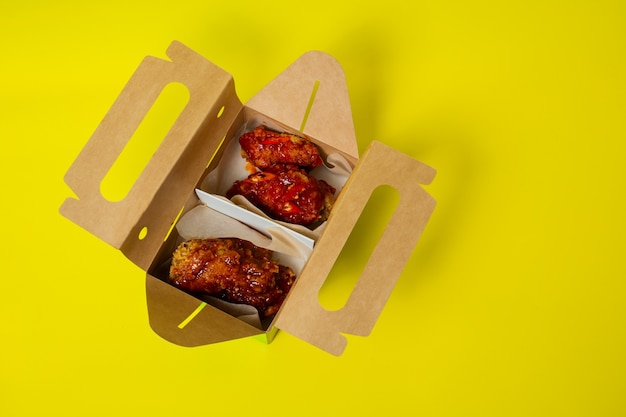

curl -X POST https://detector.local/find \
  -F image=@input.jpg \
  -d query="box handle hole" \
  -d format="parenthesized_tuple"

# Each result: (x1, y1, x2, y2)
(318, 184, 400, 311)
(99, 82, 190, 202)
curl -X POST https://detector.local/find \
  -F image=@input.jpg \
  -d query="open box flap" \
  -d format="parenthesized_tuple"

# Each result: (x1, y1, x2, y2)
(273, 141, 437, 356)
(60, 41, 242, 270)
(246, 51, 359, 160)
(145, 274, 264, 346)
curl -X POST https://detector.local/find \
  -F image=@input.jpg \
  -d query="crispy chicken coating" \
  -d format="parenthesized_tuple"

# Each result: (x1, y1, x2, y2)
(239, 126, 323, 170)
(169, 238, 295, 317)
(226, 166, 336, 226)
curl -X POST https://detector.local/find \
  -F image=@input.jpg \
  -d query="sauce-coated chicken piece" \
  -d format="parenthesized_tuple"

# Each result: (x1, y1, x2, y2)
(239, 126, 323, 170)
(227, 166, 336, 226)
(169, 238, 295, 317)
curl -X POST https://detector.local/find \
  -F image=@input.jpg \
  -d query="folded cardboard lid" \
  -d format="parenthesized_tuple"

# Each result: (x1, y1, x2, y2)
(246, 51, 359, 160)
(60, 41, 241, 270)
(273, 140, 437, 355)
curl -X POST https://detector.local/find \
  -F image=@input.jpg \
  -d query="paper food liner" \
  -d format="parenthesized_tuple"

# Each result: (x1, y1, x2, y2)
(172, 204, 312, 329)
(199, 119, 353, 241)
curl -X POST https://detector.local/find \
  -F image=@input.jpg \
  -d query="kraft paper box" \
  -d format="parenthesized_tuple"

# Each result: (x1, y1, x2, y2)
(60, 41, 437, 356)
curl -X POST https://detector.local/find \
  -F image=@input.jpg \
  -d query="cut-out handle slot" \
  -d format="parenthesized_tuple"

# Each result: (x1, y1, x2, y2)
(318, 185, 400, 311)
(100, 82, 189, 202)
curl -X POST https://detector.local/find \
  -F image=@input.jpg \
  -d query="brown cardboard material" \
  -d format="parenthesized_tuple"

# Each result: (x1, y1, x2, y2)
(60, 40, 436, 355)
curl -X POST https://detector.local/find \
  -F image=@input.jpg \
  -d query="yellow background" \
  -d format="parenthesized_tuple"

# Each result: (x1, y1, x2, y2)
(2, 1, 625, 416)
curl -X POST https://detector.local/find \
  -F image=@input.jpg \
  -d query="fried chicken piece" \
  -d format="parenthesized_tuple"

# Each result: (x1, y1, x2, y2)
(169, 238, 295, 317)
(226, 166, 336, 226)
(239, 126, 323, 170)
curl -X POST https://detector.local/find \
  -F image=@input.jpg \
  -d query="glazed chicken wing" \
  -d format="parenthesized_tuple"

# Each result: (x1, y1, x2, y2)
(169, 238, 295, 317)
(239, 125, 323, 170)
(226, 166, 336, 226)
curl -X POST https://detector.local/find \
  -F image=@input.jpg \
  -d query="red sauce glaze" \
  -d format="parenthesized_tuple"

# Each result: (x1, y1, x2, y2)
(227, 166, 336, 226)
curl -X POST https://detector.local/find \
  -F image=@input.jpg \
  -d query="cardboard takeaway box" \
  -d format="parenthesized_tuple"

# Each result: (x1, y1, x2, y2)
(60, 41, 437, 356)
